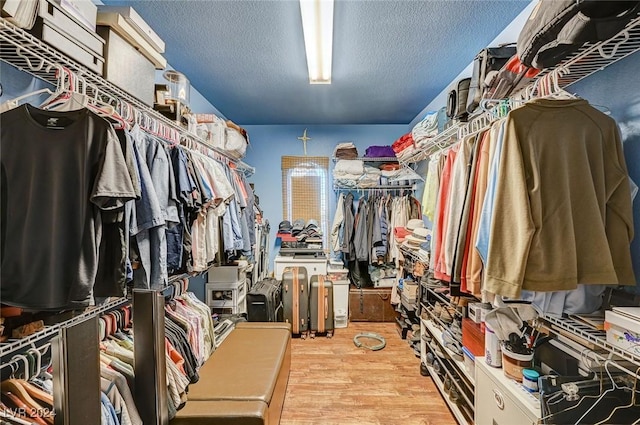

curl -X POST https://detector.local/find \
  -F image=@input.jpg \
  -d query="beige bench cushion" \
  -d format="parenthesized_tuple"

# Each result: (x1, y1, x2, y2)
(187, 327, 290, 403)
(235, 322, 292, 331)
(171, 400, 267, 425)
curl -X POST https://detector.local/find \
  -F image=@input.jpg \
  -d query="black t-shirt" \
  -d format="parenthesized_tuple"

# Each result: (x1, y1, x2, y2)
(1, 104, 136, 310)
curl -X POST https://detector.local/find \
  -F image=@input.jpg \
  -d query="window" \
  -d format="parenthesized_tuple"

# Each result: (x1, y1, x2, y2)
(281, 156, 329, 241)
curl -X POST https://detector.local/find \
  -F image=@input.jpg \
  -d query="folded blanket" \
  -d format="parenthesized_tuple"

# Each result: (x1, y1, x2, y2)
(364, 145, 395, 158)
(335, 147, 358, 160)
(363, 166, 382, 176)
(332, 171, 364, 180)
(334, 159, 364, 175)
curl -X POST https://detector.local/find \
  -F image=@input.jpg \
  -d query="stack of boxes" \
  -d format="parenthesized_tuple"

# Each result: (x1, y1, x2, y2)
(327, 262, 349, 328)
(7, 0, 167, 106)
(206, 265, 248, 316)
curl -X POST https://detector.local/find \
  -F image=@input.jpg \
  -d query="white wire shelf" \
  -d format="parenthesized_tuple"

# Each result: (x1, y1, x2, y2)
(333, 184, 414, 191)
(332, 156, 399, 162)
(542, 314, 640, 369)
(401, 12, 640, 165)
(0, 18, 255, 176)
(0, 297, 129, 358)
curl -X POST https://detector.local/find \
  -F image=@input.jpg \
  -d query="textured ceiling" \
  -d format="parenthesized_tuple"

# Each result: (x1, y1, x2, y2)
(102, 0, 530, 125)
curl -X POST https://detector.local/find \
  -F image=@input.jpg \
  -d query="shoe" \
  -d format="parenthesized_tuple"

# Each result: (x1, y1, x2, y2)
(442, 330, 464, 362)
(449, 387, 460, 403)
(426, 352, 435, 366)
(439, 306, 455, 325)
(449, 319, 463, 341)
(443, 376, 452, 394)
(433, 302, 443, 317)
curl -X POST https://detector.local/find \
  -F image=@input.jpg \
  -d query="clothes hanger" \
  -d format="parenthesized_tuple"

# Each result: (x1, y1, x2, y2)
(593, 366, 640, 425)
(573, 360, 626, 425)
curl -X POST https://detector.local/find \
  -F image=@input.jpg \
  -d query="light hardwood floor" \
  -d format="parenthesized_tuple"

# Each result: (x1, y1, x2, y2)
(280, 322, 457, 425)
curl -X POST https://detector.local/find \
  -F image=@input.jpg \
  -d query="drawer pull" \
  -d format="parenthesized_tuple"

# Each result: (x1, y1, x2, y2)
(493, 389, 505, 410)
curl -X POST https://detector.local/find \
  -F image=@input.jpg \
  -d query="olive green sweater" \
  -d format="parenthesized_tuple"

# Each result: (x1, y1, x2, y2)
(485, 98, 635, 298)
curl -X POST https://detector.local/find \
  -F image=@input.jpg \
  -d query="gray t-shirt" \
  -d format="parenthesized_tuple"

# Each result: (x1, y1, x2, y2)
(1, 104, 136, 310)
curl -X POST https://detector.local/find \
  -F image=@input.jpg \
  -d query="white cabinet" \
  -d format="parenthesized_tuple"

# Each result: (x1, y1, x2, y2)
(205, 280, 247, 315)
(475, 359, 541, 425)
(273, 255, 327, 281)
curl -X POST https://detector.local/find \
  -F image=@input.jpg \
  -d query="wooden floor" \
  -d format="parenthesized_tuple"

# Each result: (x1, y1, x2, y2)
(280, 322, 456, 425)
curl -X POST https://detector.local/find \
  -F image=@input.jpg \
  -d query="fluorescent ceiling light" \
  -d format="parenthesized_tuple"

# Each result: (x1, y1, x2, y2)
(300, 0, 334, 84)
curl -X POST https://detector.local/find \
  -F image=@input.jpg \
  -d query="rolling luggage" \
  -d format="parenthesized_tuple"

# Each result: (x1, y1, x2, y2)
(282, 266, 309, 338)
(309, 275, 334, 338)
(247, 278, 282, 322)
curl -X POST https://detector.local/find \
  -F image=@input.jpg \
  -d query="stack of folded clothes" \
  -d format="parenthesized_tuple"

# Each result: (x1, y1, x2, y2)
(333, 159, 385, 187)
(359, 166, 382, 187)
(411, 111, 439, 149)
(363, 145, 396, 159)
(333, 159, 364, 187)
(333, 142, 358, 159)
(392, 132, 417, 161)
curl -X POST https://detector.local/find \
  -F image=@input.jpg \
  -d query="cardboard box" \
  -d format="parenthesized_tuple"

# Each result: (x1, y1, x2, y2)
(604, 308, 640, 356)
(208, 266, 246, 284)
(468, 302, 492, 323)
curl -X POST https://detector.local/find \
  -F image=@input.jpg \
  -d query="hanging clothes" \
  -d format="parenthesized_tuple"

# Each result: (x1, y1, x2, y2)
(483, 98, 635, 298)
(0, 104, 137, 310)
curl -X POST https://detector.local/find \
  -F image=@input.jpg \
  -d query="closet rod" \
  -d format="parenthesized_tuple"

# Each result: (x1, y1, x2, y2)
(0, 297, 129, 358)
(0, 18, 254, 176)
(333, 185, 414, 191)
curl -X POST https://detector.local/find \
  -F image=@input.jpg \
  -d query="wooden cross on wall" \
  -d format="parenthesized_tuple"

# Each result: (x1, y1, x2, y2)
(298, 128, 311, 155)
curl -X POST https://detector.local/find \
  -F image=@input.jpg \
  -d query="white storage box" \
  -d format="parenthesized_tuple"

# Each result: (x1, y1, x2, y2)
(468, 302, 492, 324)
(374, 277, 396, 288)
(332, 278, 349, 329)
(54, 0, 97, 31)
(96, 5, 165, 53)
(96, 26, 155, 106)
(208, 265, 246, 283)
(335, 308, 348, 328)
(37, 0, 103, 55)
(96, 8, 167, 69)
(31, 18, 104, 75)
(206, 281, 247, 315)
(604, 307, 640, 356)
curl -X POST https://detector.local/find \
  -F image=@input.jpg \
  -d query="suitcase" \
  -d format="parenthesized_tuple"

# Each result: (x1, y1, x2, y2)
(247, 278, 282, 322)
(309, 275, 334, 338)
(282, 267, 309, 338)
(349, 287, 396, 322)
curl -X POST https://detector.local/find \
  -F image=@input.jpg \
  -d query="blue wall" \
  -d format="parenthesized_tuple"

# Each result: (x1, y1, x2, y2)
(571, 52, 640, 291)
(242, 124, 409, 268)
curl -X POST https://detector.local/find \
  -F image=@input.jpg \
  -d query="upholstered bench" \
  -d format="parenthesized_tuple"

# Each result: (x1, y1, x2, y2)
(171, 322, 292, 425)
